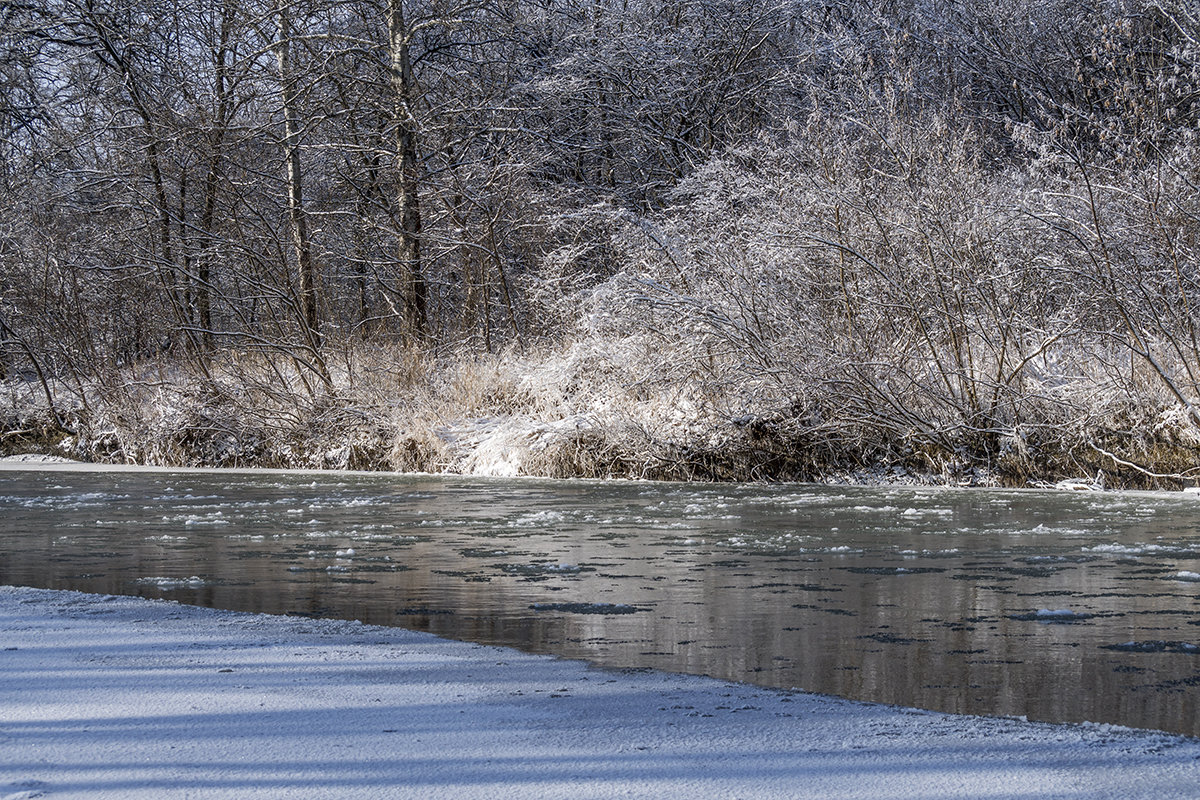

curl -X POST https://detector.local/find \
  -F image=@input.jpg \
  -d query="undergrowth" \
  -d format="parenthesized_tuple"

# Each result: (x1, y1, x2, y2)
(3, 338, 1199, 490)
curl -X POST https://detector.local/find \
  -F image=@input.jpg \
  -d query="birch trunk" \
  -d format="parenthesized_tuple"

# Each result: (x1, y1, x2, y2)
(387, 0, 427, 338)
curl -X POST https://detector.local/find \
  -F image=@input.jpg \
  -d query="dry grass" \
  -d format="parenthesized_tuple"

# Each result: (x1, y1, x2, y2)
(4, 330, 1199, 490)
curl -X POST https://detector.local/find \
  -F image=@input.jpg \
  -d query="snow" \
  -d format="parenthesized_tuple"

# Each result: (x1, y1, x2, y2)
(1084, 542, 1171, 555)
(0, 454, 79, 464)
(2, 586, 1199, 799)
(1052, 477, 1105, 491)
(132, 576, 208, 589)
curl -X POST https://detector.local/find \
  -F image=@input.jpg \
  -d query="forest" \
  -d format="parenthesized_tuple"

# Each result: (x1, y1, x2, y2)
(2, 0, 1200, 487)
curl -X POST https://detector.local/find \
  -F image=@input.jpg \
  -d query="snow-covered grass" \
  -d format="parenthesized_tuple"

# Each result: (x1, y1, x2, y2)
(5, 327, 1200, 488)
(2, 585, 1199, 800)
(0, 342, 812, 482)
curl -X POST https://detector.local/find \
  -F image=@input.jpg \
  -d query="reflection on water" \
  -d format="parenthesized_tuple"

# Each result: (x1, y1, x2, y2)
(2, 466, 1199, 735)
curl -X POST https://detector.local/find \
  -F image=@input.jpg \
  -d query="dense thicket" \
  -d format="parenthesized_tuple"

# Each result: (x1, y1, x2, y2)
(3, 0, 1200, 486)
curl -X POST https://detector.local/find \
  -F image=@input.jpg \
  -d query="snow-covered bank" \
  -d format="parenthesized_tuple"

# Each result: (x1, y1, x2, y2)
(2, 587, 1198, 800)
(6, 336, 1200, 492)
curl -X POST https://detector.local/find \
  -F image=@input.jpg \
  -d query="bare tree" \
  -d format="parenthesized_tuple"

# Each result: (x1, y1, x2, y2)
(275, 0, 331, 385)
(387, 0, 428, 337)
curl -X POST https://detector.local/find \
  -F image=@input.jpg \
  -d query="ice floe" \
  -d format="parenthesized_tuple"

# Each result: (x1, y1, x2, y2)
(133, 576, 208, 589)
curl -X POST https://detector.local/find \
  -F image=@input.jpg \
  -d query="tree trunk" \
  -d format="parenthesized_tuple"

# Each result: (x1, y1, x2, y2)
(387, 0, 427, 338)
(276, 0, 325, 358)
(196, 0, 235, 354)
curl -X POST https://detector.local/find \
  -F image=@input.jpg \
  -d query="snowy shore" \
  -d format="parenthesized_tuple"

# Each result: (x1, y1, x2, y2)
(2, 586, 1199, 799)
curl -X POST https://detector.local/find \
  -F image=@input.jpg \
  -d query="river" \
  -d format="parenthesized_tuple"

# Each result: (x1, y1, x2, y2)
(2, 463, 1198, 735)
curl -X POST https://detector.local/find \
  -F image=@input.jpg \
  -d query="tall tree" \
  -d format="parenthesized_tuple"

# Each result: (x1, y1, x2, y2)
(387, 0, 427, 337)
(275, 0, 326, 363)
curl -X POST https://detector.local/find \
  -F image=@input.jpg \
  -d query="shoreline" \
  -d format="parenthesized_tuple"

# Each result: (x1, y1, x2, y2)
(2, 585, 1199, 799)
(0, 454, 1175, 497)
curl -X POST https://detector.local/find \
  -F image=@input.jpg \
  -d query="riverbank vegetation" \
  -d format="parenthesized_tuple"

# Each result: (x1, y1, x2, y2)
(3, 0, 1200, 487)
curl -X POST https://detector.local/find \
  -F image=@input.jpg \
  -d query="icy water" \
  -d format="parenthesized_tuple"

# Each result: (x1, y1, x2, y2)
(2, 466, 1199, 735)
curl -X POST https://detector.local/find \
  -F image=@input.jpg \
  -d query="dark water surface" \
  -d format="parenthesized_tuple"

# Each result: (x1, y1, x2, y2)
(2, 464, 1199, 735)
